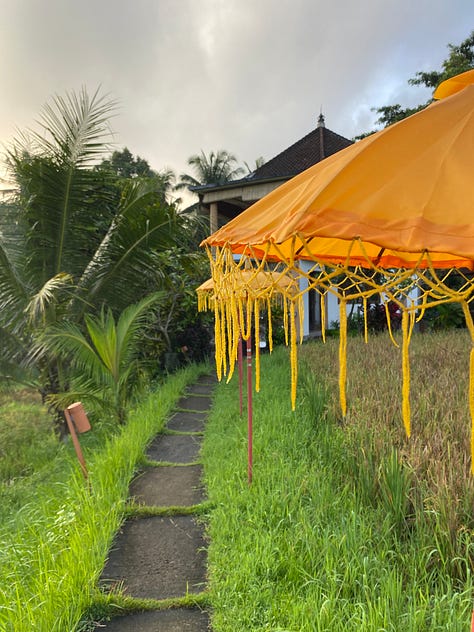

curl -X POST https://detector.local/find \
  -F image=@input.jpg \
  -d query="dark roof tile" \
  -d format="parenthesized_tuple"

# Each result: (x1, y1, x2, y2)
(250, 126, 353, 180)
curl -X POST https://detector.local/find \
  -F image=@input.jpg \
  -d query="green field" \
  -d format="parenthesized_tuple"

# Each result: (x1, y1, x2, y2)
(1, 330, 474, 630)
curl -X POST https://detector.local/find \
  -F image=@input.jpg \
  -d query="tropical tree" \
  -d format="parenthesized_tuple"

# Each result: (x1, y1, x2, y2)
(44, 294, 163, 424)
(0, 87, 187, 419)
(97, 147, 157, 178)
(97, 147, 179, 205)
(244, 156, 266, 174)
(175, 149, 245, 193)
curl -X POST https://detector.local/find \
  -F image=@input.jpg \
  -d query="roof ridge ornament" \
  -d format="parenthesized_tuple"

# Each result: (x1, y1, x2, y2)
(317, 109, 325, 128)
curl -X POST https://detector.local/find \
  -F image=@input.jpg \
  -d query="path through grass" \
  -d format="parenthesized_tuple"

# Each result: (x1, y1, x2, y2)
(0, 365, 203, 631)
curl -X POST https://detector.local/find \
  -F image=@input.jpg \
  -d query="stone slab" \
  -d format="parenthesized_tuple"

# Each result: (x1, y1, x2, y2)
(130, 465, 205, 506)
(101, 516, 207, 600)
(97, 608, 210, 631)
(196, 374, 217, 384)
(167, 411, 206, 433)
(175, 395, 212, 412)
(146, 434, 202, 464)
(186, 383, 216, 396)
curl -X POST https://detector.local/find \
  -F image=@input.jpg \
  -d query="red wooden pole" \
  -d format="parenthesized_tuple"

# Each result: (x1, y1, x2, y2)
(246, 334, 253, 485)
(238, 335, 243, 416)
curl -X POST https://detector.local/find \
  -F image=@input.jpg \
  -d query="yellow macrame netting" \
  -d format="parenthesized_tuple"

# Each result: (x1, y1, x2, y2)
(197, 265, 303, 397)
(203, 238, 474, 473)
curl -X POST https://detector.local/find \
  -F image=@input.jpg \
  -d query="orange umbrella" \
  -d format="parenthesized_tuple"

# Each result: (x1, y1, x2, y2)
(201, 71, 474, 470)
(203, 79, 474, 268)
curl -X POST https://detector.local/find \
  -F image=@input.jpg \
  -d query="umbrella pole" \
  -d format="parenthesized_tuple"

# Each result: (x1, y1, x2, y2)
(238, 335, 243, 416)
(246, 333, 253, 485)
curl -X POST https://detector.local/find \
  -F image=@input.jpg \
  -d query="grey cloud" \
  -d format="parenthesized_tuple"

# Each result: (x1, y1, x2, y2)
(0, 0, 473, 185)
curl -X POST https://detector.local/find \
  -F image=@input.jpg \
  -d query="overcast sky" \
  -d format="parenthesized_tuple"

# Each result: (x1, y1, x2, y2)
(0, 0, 473, 199)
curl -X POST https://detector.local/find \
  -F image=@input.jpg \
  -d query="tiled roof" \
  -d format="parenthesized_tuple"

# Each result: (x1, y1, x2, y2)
(248, 124, 353, 181)
(191, 121, 354, 194)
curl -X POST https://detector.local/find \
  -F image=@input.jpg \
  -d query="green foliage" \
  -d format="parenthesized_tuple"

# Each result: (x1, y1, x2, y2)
(409, 31, 474, 89)
(0, 365, 203, 631)
(176, 149, 245, 193)
(203, 348, 474, 630)
(0, 88, 201, 417)
(97, 147, 157, 178)
(425, 302, 465, 331)
(136, 244, 212, 369)
(96, 147, 177, 205)
(44, 294, 164, 422)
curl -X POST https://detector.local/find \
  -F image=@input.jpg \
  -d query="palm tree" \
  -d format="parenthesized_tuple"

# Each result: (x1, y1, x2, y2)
(175, 149, 245, 192)
(44, 294, 163, 424)
(0, 88, 186, 412)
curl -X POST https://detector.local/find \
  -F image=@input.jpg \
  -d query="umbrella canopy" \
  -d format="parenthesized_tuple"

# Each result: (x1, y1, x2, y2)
(201, 71, 474, 469)
(203, 78, 474, 268)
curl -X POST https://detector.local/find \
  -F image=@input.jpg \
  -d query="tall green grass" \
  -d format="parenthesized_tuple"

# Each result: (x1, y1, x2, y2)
(202, 343, 473, 631)
(0, 365, 203, 631)
(301, 329, 474, 571)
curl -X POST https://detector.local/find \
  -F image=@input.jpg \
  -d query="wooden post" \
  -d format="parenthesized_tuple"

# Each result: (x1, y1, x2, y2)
(64, 408, 89, 479)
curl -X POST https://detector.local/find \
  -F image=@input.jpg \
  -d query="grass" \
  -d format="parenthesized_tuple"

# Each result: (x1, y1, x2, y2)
(0, 389, 60, 482)
(202, 339, 474, 631)
(2, 329, 474, 629)
(0, 364, 205, 632)
(300, 329, 474, 564)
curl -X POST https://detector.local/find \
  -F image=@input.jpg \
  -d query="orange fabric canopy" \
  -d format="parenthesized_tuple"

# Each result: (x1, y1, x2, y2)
(203, 75, 474, 270)
(433, 69, 474, 99)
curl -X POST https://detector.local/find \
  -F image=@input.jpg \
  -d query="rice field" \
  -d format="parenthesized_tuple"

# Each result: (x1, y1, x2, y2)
(203, 332, 474, 630)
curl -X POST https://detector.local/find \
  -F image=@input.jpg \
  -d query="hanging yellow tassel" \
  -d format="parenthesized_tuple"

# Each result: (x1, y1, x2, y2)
(267, 297, 273, 354)
(283, 296, 289, 346)
(298, 294, 304, 344)
(401, 309, 411, 438)
(214, 301, 223, 382)
(226, 292, 239, 383)
(321, 292, 326, 343)
(290, 300, 298, 411)
(220, 301, 228, 378)
(244, 295, 252, 340)
(254, 299, 261, 392)
(339, 299, 348, 418)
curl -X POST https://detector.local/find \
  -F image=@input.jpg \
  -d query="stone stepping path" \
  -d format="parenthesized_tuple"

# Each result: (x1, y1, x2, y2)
(98, 375, 216, 631)
(101, 516, 207, 600)
(146, 434, 202, 464)
(167, 411, 206, 433)
(100, 608, 210, 631)
(130, 465, 205, 507)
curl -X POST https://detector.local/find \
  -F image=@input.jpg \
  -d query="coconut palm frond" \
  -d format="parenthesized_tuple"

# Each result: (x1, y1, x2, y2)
(43, 321, 106, 381)
(0, 238, 29, 326)
(176, 149, 245, 192)
(33, 87, 117, 167)
(45, 294, 163, 422)
(114, 293, 165, 365)
(74, 184, 179, 313)
(25, 273, 74, 325)
(7, 90, 119, 281)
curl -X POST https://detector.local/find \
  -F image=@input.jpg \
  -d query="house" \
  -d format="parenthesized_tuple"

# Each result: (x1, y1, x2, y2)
(195, 114, 354, 337)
